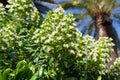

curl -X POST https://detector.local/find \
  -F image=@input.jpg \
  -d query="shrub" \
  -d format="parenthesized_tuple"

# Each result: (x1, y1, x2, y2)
(0, 0, 40, 69)
(31, 7, 120, 80)
(0, 0, 120, 80)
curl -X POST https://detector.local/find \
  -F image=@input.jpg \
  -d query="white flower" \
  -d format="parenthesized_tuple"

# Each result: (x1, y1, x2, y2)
(54, 7, 64, 13)
(46, 46, 53, 52)
(19, 6, 24, 10)
(74, 43, 79, 50)
(56, 36, 62, 40)
(69, 49, 75, 54)
(1, 46, 6, 50)
(51, 31, 57, 36)
(47, 27, 51, 30)
(34, 39, 39, 43)
(41, 25, 44, 28)
(92, 55, 97, 62)
(77, 52, 82, 57)
(32, 33, 39, 40)
(60, 22, 66, 26)
(69, 26, 74, 29)
(44, 39, 51, 44)
(40, 30, 43, 34)
(56, 25, 60, 30)
(70, 42, 75, 47)
(61, 28, 66, 32)
(8, 30, 14, 35)
(42, 46, 53, 53)
(41, 36, 46, 41)
(34, 29, 40, 34)
(9, 37, 14, 40)
(67, 34, 72, 37)
(63, 44, 69, 48)
(8, 8, 14, 12)
(72, 23, 76, 26)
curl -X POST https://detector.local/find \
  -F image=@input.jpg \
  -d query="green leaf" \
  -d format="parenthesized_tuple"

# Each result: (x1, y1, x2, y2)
(18, 41, 23, 47)
(97, 76, 102, 80)
(3, 68, 12, 80)
(30, 72, 38, 80)
(0, 71, 3, 80)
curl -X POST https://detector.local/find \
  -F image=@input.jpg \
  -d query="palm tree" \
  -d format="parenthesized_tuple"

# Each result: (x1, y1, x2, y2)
(72, 0, 119, 66)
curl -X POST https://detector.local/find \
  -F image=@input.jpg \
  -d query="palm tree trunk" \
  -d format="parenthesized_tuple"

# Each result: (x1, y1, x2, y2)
(94, 12, 118, 66)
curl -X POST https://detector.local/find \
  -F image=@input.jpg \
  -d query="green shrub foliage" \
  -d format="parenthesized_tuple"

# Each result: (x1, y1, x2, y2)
(0, 0, 120, 80)
(0, 0, 39, 69)
(32, 7, 120, 80)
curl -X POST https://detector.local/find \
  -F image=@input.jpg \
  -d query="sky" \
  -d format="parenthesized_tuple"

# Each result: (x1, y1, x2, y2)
(54, 0, 72, 3)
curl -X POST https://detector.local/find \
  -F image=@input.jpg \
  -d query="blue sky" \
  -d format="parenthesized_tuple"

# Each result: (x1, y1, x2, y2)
(113, 21, 120, 39)
(54, 0, 72, 3)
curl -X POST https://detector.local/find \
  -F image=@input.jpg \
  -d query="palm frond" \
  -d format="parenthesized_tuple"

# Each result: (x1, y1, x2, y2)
(74, 13, 90, 21)
(86, 20, 95, 36)
(33, 1, 50, 14)
(33, 0, 55, 4)
(73, 0, 115, 17)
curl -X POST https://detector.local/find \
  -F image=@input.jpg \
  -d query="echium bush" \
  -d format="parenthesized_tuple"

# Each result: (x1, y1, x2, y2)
(0, 3, 5, 21)
(103, 58, 120, 80)
(0, 0, 40, 69)
(6, 0, 40, 28)
(32, 7, 120, 80)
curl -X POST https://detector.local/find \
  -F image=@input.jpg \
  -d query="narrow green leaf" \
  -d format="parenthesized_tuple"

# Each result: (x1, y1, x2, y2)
(97, 76, 102, 80)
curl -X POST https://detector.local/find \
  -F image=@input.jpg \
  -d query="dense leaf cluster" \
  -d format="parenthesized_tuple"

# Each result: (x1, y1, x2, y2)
(0, 0, 39, 71)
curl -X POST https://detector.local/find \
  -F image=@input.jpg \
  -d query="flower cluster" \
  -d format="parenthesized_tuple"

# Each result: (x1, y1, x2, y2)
(5, 0, 40, 27)
(0, 23, 19, 50)
(32, 7, 77, 53)
(0, 0, 40, 68)
(0, 3, 5, 18)
(109, 58, 120, 77)
(0, 0, 40, 51)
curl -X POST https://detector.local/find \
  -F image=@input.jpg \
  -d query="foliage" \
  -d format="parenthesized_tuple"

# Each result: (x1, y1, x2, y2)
(0, 0, 120, 80)
(31, 7, 120, 80)
(0, 60, 34, 80)
(0, 0, 40, 69)
(103, 58, 120, 80)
